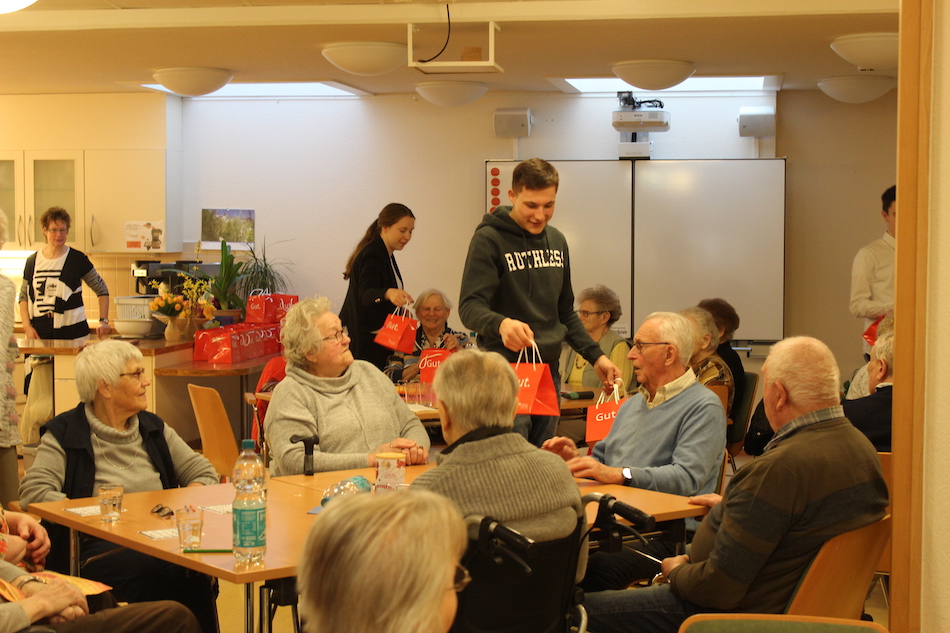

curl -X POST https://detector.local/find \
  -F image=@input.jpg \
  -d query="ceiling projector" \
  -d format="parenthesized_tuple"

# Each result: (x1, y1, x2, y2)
(612, 109, 671, 132)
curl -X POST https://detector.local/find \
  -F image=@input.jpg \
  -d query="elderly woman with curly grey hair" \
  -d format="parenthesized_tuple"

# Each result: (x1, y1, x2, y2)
(265, 296, 430, 475)
(18, 339, 220, 633)
(679, 306, 735, 415)
(559, 285, 634, 390)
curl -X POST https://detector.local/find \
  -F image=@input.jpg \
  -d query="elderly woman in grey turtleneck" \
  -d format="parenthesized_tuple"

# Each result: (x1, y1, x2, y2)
(18, 340, 220, 633)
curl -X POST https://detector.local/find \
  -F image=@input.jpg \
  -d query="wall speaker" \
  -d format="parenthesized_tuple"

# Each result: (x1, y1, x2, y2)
(494, 108, 532, 137)
(738, 106, 776, 138)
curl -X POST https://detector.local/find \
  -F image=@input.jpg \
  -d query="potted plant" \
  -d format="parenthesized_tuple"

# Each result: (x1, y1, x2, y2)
(176, 240, 249, 321)
(238, 238, 291, 298)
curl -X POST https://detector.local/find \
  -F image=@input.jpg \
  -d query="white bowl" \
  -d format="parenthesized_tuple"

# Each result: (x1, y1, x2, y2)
(113, 318, 154, 338)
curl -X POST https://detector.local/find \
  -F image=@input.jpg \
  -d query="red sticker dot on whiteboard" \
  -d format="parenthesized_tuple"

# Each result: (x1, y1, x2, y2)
(489, 206, 497, 213)
(491, 188, 499, 196)
(491, 198, 501, 206)
(491, 178, 500, 186)
(490, 168, 500, 176)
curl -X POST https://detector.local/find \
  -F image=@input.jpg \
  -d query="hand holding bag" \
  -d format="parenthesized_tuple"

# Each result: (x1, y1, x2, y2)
(373, 306, 418, 354)
(586, 379, 626, 443)
(511, 342, 560, 416)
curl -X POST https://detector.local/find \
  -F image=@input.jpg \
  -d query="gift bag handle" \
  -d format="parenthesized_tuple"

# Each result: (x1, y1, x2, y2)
(514, 341, 542, 367)
(594, 378, 625, 405)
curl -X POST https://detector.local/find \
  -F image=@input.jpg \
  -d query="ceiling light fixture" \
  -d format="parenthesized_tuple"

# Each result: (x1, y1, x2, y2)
(830, 33, 899, 71)
(817, 76, 896, 103)
(152, 67, 233, 97)
(415, 82, 487, 107)
(0, 0, 38, 14)
(322, 42, 406, 76)
(612, 60, 695, 91)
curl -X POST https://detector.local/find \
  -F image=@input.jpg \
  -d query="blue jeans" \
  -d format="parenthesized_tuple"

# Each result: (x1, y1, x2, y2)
(512, 363, 560, 447)
(584, 584, 709, 633)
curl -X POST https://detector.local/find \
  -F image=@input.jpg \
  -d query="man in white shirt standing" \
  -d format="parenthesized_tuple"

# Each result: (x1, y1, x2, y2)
(850, 185, 896, 359)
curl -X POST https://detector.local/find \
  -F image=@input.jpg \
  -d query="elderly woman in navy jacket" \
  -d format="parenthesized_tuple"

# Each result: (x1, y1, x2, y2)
(18, 340, 220, 633)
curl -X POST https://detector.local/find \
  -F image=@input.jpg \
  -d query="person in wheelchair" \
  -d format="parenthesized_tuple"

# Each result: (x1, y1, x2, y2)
(411, 349, 585, 579)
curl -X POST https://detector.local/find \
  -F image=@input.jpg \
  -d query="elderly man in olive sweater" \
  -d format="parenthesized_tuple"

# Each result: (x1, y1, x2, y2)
(584, 336, 889, 633)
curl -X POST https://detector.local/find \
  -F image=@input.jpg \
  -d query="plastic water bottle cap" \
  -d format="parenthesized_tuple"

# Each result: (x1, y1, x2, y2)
(241, 439, 255, 450)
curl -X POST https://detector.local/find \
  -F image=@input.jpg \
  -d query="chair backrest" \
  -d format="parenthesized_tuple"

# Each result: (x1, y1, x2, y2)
(785, 515, 892, 619)
(679, 613, 889, 633)
(188, 383, 239, 479)
(876, 452, 892, 574)
(706, 382, 729, 413)
(716, 451, 730, 496)
(727, 371, 759, 444)
(452, 514, 586, 633)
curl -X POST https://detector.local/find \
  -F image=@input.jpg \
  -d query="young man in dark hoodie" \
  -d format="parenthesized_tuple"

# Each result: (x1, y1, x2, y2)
(459, 158, 621, 446)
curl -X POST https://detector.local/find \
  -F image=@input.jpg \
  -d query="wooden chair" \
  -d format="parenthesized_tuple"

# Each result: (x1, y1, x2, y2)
(706, 382, 732, 496)
(875, 452, 892, 604)
(243, 392, 270, 466)
(188, 384, 239, 480)
(679, 613, 889, 633)
(726, 372, 759, 472)
(785, 515, 892, 619)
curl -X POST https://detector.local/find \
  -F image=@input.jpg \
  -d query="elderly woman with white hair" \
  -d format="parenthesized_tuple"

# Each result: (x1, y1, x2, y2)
(265, 296, 430, 475)
(299, 491, 468, 633)
(679, 306, 735, 415)
(383, 288, 469, 382)
(411, 349, 585, 577)
(18, 339, 220, 633)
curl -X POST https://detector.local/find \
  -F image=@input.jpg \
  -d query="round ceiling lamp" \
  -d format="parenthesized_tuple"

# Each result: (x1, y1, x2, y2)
(817, 76, 896, 103)
(322, 42, 406, 76)
(830, 33, 899, 71)
(415, 82, 488, 107)
(0, 0, 39, 14)
(153, 67, 233, 97)
(612, 60, 695, 91)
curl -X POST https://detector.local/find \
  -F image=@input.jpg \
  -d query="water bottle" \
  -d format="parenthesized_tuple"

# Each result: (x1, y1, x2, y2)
(321, 475, 372, 506)
(232, 439, 266, 564)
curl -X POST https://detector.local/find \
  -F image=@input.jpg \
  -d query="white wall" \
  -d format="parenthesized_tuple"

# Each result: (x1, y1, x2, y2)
(181, 90, 775, 331)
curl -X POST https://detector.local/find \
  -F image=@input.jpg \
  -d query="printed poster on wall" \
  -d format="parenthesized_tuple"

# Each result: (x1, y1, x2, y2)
(124, 221, 165, 251)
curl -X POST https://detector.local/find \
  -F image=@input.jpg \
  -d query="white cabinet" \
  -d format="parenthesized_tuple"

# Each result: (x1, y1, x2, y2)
(0, 151, 25, 249)
(25, 150, 85, 250)
(85, 149, 181, 253)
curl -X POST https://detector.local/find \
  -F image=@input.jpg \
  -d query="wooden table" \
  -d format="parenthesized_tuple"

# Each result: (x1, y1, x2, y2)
(29, 480, 324, 633)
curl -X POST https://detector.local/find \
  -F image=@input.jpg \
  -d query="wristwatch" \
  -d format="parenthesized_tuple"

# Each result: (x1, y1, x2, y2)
(16, 575, 48, 590)
(99, 318, 110, 324)
(621, 467, 633, 486)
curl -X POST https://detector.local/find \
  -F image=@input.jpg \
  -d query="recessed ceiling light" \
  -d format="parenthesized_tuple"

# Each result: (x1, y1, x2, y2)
(554, 76, 775, 94)
(141, 82, 369, 98)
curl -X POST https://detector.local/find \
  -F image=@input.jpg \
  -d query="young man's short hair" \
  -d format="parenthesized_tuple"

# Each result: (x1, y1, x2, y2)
(882, 185, 896, 212)
(512, 158, 559, 194)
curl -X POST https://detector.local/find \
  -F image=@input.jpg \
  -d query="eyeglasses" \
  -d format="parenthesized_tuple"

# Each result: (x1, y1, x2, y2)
(151, 504, 174, 518)
(576, 310, 607, 318)
(452, 564, 472, 592)
(120, 369, 148, 381)
(631, 341, 670, 353)
(44, 228, 68, 235)
(321, 327, 348, 344)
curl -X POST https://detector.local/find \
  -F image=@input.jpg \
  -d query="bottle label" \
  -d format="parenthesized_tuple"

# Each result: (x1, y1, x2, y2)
(233, 507, 266, 549)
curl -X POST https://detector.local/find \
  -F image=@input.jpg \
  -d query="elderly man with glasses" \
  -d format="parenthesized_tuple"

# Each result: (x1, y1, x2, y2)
(543, 311, 726, 591)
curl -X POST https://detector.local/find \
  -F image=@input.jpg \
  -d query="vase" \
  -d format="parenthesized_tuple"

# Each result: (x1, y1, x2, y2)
(163, 317, 181, 342)
(177, 316, 195, 341)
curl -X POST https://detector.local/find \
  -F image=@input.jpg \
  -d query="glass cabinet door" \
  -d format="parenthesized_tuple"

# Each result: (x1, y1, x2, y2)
(0, 152, 25, 249)
(25, 151, 84, 249)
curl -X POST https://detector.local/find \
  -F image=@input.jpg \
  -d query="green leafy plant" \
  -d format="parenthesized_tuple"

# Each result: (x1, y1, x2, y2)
(238, 238, 291, 298)
(175, 240, 249, 311)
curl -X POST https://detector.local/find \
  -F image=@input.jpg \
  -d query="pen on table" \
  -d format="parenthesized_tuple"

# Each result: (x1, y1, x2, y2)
(183, 549, 233, 554)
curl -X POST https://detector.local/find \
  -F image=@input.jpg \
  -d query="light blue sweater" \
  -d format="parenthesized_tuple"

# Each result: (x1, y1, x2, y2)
(592, 381, 726, 497)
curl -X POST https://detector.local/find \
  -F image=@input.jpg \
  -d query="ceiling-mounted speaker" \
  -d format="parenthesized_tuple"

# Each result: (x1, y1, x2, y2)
(494, 108, 532, 137)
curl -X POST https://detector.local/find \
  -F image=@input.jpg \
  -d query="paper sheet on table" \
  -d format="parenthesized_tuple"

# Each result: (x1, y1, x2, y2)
(406, 403, 437, 413)
(140, 528, 178, 540)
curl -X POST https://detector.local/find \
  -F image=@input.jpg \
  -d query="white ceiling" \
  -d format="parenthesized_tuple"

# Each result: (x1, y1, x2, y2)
(0, 0, 899, 96)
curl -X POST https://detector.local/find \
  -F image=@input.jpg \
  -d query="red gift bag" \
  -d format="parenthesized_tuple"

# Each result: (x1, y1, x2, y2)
(374, 307, 418, 354)
(586, 381, 626, 443)
(419, 348, 452, 383)
(245, 291, 299, 324)
(863, 315, 885, 348)
(511, 343, 560, 416)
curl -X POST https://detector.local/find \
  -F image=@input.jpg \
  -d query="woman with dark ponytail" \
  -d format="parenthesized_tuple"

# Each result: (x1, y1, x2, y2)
(340, 203, 416, 369)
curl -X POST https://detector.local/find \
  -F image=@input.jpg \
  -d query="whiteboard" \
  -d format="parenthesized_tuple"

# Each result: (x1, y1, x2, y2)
(486, 160, 633, 336)
(633, 159, 785, 341)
